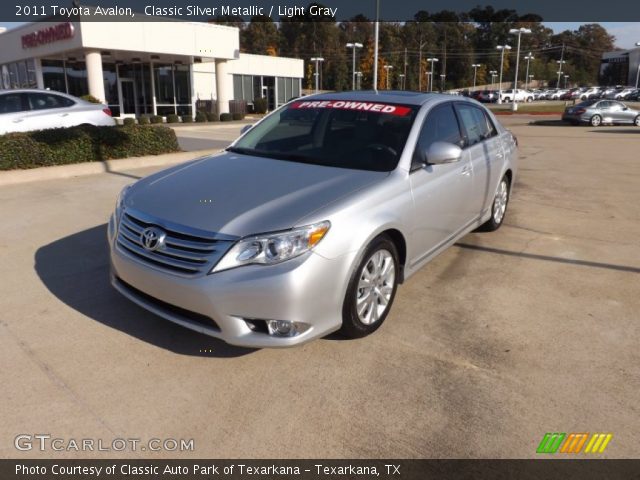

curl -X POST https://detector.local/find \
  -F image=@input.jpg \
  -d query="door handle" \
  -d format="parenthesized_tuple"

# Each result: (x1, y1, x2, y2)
(461, 165, 472, 176)
(60, 113, 69, 117)
(12, 118, 24, 123)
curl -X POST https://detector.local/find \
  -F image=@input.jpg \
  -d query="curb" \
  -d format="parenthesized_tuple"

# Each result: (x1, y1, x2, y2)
(0, 149, 219, 187)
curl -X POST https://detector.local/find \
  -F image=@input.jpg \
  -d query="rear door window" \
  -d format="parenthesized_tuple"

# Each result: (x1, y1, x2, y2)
(27, 93, 75, 111)
(455, 103, 495, 147)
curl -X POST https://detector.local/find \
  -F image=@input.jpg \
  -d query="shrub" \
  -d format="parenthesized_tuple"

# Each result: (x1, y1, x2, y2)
(150, 115, 163, 124)
(206, 112, 218, 122)
(253, 97, 268, 114)
(220, 113, 233, 122)
(80, 94, 102, 104)
(122, 117, 136, 126)
(166, 114, 180, 123)
(0, 125, 180, 170)
(181, 115, 193, 123)
(138, 115, 150, 125)
(195, 111, 207, 122)
(232, 112, 244, 121)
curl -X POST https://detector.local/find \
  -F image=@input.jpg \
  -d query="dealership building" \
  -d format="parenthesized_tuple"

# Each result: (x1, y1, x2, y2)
(0, 20, 304, 117)
(600, 46, 640, 87)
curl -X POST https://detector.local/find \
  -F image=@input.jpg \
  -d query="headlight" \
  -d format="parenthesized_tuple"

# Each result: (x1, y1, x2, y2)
(114, 184, 132, 222)
(211, 221, 330, 273)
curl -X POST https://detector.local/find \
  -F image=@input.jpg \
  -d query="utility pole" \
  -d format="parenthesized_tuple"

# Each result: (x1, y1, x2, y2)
(403, 47, 408, 88)
(373, 0, 380, 91)
(556, 42, 566, 89)
(496, 45, 511, 104)
(310, 57, 324, 94)
(418, 38, 428, 91)
(490, 70, 497, 89)
(398, 73, 405, 90)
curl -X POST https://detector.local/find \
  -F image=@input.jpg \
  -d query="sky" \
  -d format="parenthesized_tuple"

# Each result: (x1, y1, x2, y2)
(1, 21, 639, 49)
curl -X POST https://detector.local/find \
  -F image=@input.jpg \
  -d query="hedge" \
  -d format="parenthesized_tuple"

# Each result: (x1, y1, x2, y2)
(195, 111, 207, 122)
(253, 97, 268, 114)
(150, 115, 163, 124)
(181, 115, 193, 123)
(206, 112, 218, 122)
(123, 118, 136, 126)
(0, 125, 180, 170)
(232, 112, 244, 121)
(166, 114, 180, 123)
(220, 113, 233, 122)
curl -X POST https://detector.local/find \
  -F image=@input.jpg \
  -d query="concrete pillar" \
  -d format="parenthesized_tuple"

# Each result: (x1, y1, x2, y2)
(85, 50, 105, 103)
(34, 58, 44, 89)
(215, 59, 230, 116)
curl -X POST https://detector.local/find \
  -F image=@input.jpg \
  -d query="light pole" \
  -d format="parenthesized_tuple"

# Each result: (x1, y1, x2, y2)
(635, 42, 640, 88)
(310, 57, 324, 94)
(496, 45, 511, 104)
(490, 70, 497, 89)
(524, 53, 534, 90)
(471, 64, 481, 90)
(426, 57, 439, 92)
(529, 74, 534, 88)
(440, 74, 446, 91)
(556, 60, 566, 88)
(355, 71, 363, 90)
(398, 73, 405, 90)
(509, 27, 531, 111)
(564, 74, 569, 89)
(346, 42, 363, 91)
(383, 65, 393, 89)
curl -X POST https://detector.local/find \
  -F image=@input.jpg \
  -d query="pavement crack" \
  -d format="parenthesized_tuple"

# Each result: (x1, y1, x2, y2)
(3, 322, 116, 436)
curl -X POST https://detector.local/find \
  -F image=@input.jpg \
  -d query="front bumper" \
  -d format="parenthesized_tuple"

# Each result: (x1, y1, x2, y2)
(108, 214, 356, 348)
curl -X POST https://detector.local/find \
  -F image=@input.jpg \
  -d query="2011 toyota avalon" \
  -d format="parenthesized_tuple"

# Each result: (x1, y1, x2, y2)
(109, 91, 518, 347)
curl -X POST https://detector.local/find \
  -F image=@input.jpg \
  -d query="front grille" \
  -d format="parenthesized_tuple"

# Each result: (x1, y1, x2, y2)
(115, 276, 220, 331)
(117, 210, 234, 276)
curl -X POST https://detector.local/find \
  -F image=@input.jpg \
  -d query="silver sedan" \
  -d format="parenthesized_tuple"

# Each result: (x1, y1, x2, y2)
(562, 99, 640, 126)
(109, 92, 518, 347)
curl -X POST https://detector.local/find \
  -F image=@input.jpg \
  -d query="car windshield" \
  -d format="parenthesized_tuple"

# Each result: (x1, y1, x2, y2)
(228, 100, 418, 172)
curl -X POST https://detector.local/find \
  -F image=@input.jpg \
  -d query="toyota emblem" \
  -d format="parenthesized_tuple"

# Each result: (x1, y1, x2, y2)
(140, 226, 166, 251)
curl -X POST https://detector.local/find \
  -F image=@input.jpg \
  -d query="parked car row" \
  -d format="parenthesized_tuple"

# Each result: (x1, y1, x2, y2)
(461, 86, 640, 103)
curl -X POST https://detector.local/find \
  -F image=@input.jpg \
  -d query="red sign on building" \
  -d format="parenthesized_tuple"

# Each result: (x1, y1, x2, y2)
(21, 23, 75, 49)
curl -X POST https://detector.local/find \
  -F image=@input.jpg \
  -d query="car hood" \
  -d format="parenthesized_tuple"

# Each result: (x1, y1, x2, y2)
(125, 152, 388, 237)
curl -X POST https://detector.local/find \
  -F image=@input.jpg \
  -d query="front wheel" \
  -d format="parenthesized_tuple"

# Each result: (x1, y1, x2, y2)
(478, 175, 510, 232)
(634, 115, 640, 127)
(590, 115, 602, 127)
(340, 236, 399, 339)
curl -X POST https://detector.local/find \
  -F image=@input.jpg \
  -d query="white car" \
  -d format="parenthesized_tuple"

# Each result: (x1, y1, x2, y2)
(0, 89, 115, 134)
(609, 88, 635, 100)
(499, 89, 533, 103)
(580, 87, 601, 100)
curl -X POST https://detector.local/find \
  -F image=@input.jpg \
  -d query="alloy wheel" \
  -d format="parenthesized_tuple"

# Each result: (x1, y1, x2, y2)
(356, 249, 396, 325)
(493, 179, 508, 225)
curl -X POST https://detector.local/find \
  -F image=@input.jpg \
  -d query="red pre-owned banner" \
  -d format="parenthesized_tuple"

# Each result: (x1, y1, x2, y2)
(290, 100, 411, 116)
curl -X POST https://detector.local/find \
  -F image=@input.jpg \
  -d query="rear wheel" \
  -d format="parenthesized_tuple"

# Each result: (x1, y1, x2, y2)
(634, 116, 640, 127)
(478, 175, 510, 232)
(590, 115, 602, 127)
(504, 97, 511, 102)
(340, 236, 399, 339)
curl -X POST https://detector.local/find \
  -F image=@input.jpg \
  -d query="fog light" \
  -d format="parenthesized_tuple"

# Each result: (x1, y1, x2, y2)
(267, 320, 295, 337)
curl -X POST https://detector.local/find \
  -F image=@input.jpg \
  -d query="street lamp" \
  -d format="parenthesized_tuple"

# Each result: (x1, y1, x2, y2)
(346, 42, 363, 90)
(310, 57, 324, 94)
(471, 64, 481, 90)
(509, 27, 531, 111)
(355, 71, 363, 90)
(524, 53, 534, 91)
(489, 70, 497, 89)
(383, 65, 393, 89)
(398, 73, 405, 90)
(440, 74, 446, 91)
(635, 42, 640, 88)
(564, 74, 569, 89)
(556, 60, 566, 88)
(496, 45, 511, 104)
(426, 57, 439, 92)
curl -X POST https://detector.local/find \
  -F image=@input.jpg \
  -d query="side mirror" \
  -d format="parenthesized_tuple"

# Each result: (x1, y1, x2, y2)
(425, 141, 463, 165)
(240, 124, 253, 135)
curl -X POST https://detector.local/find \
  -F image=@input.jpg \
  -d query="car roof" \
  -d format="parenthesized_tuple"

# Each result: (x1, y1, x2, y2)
(304, 90, 460, 107)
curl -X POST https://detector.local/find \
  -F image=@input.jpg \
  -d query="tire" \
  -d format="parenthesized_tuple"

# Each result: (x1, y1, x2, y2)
(590, 115, 602, 127)
(504, 97, 511, 103)
(634, 116, 640, 127)
(478, 175, 510, 232)
(526, 97, 533, 103)
(340, 235, 399, 339)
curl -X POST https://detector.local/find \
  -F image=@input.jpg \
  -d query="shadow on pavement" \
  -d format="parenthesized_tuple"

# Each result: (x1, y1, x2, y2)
(589, 129, 640, 134)
(34, 224, 256, 358)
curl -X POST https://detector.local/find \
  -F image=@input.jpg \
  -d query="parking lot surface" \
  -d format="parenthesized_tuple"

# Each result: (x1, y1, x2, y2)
(1, 117, 638, 458)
